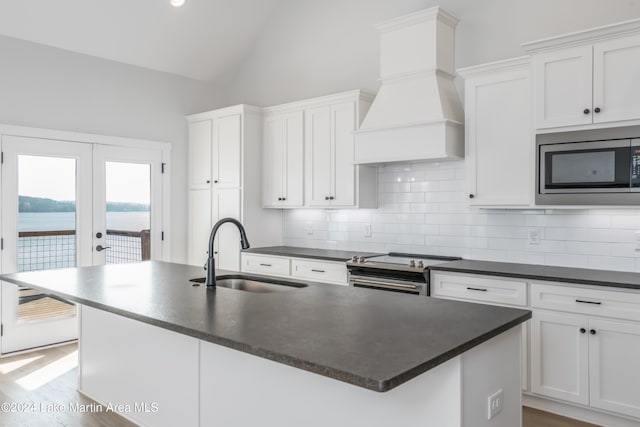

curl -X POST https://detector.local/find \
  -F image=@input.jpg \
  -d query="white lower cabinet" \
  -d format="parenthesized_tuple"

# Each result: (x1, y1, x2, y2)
(430, 272, 529, 391)
(530, 282, 640, 420)
(242, 253, 348, 286)
(530, 311, 589, 405)
(432, 271, 640, 423)
(291, 258, 347, 285)
(589, 318, 640, 418)
(241, 253, 291, 277)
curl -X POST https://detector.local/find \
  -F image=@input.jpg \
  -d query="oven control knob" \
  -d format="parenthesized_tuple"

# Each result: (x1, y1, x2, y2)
(350, 256, 358, 263)
(417, 261, 424, 269)
(409, 260, 416, 268)
(358, 256, 365, 263)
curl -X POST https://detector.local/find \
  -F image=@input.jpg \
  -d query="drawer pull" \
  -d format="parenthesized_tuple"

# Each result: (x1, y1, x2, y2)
(576, 299, 602, 305)
(580, 328, 586, 334)
(259, 263, 272, 267)
(467, 287, 488, 292)
(311, 269, 325, 273)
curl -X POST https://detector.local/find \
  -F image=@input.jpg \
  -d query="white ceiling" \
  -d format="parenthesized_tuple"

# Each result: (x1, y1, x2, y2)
(0, 0, 284, 82)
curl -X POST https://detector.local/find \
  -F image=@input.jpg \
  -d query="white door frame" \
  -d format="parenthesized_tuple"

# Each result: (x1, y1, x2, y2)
(0, 124, 171, 354)
(0, 135, 93, 353)
(92, 144, 164, 264)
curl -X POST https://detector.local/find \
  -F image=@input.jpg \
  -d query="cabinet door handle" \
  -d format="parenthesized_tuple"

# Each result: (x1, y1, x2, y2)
(580, 328, 586, 334)
(467, 287, 487, 292)
(282, 197, 286, 201)
(325, 196, 330, 200)
(214, 180, 219, 183)
(590, 329, 597, 335)
(259, 263, 272, 267)
(469, 194, 474, 199)
(206, 180, 211, 184)
(311, 269, 325, 273)
(329, 196, 334, 200)
(583, 108, 590, 114)
(594, 107, 601, 113)
(576, 299, 602, 305)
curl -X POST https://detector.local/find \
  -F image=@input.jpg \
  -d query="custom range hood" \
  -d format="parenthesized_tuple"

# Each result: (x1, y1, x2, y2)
(354, 6, 464, 165)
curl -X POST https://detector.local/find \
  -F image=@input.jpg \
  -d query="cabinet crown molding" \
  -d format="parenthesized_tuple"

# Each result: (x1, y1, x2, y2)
(186, 104, 262, 122)
(262, 90, 375, 115)
(457, 56, 530, 78)
(523, 17, 640, 53)
(375, 6, 459, 32)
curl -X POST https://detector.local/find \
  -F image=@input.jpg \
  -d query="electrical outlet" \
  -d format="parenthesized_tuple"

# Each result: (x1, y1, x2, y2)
(364, 224, 372, 238)
(527, 229, 541, 245)
(487, 389, 503, 420)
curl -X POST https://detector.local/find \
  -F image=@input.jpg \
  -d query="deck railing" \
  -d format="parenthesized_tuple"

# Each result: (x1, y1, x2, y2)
(17, 229, 151, 272)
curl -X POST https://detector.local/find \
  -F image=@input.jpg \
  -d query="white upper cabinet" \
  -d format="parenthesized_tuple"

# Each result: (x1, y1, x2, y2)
(263, 90, 377, 209)
(305, 106, 333, 206)
(305, 101, 358, 207)
(458, 57, 533, 207)
(213, 114, 242, 188)
(524, 21, 640, 131)
(331, 102, 359, 207)
(593, 35, 640, 124)
(188, 120, 213, 189)
(262, 111, 304, 208)
(533, 46, 593, 129)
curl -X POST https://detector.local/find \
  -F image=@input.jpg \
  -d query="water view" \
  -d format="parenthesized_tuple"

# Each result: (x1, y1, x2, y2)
(18, 211, 151, 232)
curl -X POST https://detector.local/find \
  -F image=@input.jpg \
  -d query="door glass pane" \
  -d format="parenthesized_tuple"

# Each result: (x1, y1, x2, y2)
(17, 155, 76, 321)
(105, 162, 151, 264)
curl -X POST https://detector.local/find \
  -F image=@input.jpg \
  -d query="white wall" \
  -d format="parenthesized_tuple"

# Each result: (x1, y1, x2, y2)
(225, 0, 640, 106)
(0, 35, 227, 262)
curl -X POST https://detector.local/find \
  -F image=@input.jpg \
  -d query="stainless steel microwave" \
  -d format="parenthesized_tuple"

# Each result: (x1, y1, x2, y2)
(536, 127, 640, 205)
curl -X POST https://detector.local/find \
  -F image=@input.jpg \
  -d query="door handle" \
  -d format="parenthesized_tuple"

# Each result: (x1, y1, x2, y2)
(96, 245, 111, 252)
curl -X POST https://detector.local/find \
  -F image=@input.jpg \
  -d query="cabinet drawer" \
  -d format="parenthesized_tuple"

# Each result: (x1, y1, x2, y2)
(431, 272, 527, 306)
(531, 282, 640, 322)
(291, 259, 347, 285)
(241, 254, 290, 277)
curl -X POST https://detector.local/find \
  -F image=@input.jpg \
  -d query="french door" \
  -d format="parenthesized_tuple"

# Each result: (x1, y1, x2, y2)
(0, 136, 164, 354)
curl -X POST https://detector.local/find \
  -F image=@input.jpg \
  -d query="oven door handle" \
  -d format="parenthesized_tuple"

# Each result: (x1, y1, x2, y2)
(351, 278, 418, 291)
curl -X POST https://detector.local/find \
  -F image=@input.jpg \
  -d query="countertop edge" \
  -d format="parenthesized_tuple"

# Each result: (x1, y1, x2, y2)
(380, 310, 531, 391)
(243, 247, 383, 262)
(428, 265, 640, 290)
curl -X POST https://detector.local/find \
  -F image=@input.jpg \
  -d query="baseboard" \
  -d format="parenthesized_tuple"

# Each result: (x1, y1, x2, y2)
(0, 339, 78, 358)
(523, 393, 640, 427)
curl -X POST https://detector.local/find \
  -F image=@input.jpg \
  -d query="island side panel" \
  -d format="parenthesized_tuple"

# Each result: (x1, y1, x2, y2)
(79, 306, 200, 427)
(199, 340, 462, 427)
(462, 326, 522, 427)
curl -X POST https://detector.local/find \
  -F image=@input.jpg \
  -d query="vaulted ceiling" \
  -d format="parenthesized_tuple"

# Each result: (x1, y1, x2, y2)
(0, 0, 285, 81)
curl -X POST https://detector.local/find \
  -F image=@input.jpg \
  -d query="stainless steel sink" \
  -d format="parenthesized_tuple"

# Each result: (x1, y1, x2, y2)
(189, 275, 307, 293)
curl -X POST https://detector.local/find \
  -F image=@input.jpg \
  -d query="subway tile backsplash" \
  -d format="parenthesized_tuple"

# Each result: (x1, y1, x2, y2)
(282, 161, 640, 272)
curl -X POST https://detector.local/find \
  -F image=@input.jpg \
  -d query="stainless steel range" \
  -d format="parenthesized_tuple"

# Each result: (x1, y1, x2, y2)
(346, 253, 461, 296)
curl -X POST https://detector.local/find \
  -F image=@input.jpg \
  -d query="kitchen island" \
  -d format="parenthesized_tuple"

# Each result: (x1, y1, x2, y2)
(1, 261, 530, 427)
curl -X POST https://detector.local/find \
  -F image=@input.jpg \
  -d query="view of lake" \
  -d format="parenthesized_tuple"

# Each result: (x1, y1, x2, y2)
(19, 212, 151, 232)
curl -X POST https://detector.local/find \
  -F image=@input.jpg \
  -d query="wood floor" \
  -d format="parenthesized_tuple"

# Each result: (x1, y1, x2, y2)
(523, 406, 601, 427)
(0, 343, 602, 427)
(0, 343, 135, 427)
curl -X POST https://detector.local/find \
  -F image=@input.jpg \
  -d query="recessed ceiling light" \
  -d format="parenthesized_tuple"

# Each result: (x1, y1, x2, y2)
(170, 0, 186, 7)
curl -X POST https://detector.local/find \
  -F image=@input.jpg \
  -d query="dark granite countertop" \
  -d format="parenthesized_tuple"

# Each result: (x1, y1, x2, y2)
(430, 260, 640, 290)
(243, 246, 383, 262)
(0, 261, 530, 392)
